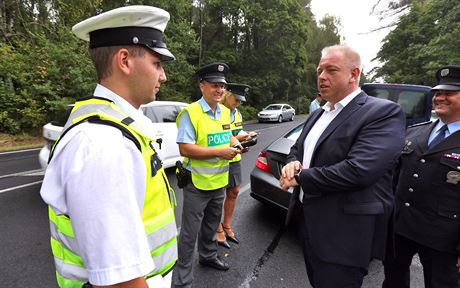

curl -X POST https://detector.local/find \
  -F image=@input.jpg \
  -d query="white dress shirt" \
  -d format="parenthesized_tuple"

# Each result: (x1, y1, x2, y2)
(299, 88, 362, 202)
(40, 84, 157, 285)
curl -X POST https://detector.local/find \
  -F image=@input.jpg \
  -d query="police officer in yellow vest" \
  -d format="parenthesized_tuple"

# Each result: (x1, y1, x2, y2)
(216, 83, 257, 249)
(171, 63, 240, 288)
(40, 6, 177, 288)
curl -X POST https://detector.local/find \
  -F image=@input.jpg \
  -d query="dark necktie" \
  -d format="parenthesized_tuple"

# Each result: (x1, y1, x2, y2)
(428, 125, 448, 149)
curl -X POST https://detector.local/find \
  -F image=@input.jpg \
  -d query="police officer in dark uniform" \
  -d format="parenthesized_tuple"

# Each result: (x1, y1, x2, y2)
(383, 65, 460, 288)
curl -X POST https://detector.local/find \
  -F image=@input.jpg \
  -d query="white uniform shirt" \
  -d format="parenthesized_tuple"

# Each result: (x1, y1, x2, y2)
(40, 84, 157, 286)
(299, 88, 362, 202)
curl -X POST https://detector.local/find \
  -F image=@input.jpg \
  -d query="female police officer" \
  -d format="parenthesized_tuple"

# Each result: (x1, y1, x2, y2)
(216, 83, 256, 249)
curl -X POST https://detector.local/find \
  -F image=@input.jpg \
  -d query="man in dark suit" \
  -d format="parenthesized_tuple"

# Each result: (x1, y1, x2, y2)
(382, 65, 460, 288)
(280, 45, 406, 287)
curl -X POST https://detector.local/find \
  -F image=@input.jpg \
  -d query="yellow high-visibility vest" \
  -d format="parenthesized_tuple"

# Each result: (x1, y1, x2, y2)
(230, 109, 243, 163)
(177, 101, 232, 190)
(47, 98, 177, 287)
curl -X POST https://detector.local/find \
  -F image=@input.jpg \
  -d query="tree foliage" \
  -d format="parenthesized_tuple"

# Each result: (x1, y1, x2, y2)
(372, 0, 460, 84)
(0, 0, 342, 134)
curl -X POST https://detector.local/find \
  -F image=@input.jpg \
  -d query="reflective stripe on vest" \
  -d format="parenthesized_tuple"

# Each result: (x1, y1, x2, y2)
(177, 102, 231, 190)
(47, 98, 177, 287)
(230, 109, 243, 163)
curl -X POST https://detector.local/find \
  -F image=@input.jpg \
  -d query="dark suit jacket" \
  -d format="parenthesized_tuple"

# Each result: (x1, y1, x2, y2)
(395, 120, 460, 254)
(286, 91, 406, 268)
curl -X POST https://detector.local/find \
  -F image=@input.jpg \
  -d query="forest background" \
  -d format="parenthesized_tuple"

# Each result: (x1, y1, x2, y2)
(1, 0, 459, 138)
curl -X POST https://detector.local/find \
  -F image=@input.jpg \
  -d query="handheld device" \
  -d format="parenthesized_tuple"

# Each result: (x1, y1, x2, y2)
(232, 137, 257, 149)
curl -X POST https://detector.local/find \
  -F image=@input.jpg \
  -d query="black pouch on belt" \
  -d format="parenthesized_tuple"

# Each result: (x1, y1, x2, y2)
(175, 160, 190, 188)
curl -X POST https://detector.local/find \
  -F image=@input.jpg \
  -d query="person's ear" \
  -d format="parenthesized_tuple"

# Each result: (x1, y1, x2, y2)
(350, 67, 360, 83)
(115, 48, 131, 75)
(199, 82, 205, 92)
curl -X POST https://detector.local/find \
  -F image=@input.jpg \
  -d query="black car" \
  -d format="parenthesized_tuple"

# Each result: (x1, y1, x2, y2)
(250, 83, 434, 209)
(361, 83, 433, 126)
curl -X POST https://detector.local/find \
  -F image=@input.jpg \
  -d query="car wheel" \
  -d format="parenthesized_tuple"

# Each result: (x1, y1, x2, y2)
(278, 115, 283, 123)
(290, 114, 295, 121)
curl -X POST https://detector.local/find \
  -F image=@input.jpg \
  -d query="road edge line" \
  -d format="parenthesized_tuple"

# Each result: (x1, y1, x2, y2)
(0, 180, 43, 194)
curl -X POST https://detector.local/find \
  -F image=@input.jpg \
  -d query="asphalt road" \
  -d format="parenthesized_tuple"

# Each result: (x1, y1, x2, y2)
(0, 116, 424, 287)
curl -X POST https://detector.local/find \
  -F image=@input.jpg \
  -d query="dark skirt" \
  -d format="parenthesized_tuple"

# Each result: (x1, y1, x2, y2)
(227, 161, 242, 188)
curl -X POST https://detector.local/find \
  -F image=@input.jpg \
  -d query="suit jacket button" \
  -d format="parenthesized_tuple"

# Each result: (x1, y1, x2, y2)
(404, 202, 410, 207)
(420, 159, 425, 163)
(408, 188, 414, 192)
(413, 174, 419, 178)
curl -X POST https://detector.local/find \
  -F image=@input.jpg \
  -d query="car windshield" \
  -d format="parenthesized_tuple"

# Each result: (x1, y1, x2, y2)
(265, 105, 282, 110)
(285, 124, 303, 141)
(142, 105, 183, 123)
(362, 85, 432, 121)
(51, 105, 73, 126)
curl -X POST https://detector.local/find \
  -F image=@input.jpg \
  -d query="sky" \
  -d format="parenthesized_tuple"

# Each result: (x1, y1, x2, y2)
(310, 0, 395, 75)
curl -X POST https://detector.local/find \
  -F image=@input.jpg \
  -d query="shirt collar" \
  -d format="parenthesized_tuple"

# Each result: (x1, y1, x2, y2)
(435, 119, 460, 135)
(323, 88, 362, 112)
(198, 97, 221, 114)
(93, 84, 154, 129)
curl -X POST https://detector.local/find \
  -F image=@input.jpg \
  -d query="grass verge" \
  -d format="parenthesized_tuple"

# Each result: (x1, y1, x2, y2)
(0, 133, 44, 152)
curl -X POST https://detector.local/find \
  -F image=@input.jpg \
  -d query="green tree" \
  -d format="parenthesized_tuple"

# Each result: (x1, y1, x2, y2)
(373, 0, 460, 84)
(0, 0, 342, 133)
(0, 0, 197, 133)
(190, 0, 323, 112)
(304, 14, 341, 98)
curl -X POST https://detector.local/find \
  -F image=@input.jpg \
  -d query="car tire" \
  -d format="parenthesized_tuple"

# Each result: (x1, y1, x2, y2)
(290, 114, 295, 121)
(278, 115, 283, 123)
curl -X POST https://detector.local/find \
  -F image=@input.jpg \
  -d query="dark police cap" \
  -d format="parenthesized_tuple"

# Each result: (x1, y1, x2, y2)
(196, 63, 229, 84)
(72, 6, 175, 61)
(432, 65, 460, 91)
(226, 83, 250, 102)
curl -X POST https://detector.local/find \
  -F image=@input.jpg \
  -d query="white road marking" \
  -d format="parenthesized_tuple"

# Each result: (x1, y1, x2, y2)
(0, 169, 45, 194)
(412, 254, 422, 267)
(0, 148, 41, 155)
(239, 183, 251, 195)
(0, 180, 43, 194)
(0, 169, 45, 179)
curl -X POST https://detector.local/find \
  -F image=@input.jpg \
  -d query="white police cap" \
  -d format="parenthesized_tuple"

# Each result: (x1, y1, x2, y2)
(72, 5, 175, 61)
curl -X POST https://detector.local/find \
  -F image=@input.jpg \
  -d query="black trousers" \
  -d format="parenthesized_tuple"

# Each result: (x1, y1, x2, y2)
(383, 233, 460, 288)
(297, 201, 367, 288)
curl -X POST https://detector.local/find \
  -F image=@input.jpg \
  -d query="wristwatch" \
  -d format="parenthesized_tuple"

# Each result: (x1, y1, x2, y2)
(294, 170, 301, 185)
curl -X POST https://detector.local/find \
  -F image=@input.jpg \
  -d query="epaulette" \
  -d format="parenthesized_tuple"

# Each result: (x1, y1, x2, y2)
(408, 120, 432, 128)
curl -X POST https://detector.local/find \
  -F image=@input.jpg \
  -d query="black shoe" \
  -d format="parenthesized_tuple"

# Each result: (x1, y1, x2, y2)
(199, 256, 229, 271)
(223, 226, 240, 244)
(217, 239, 231, 249)
(226, 234, 239, 244)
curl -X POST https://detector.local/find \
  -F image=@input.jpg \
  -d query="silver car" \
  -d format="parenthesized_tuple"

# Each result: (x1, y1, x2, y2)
(257, 103, 295, 123)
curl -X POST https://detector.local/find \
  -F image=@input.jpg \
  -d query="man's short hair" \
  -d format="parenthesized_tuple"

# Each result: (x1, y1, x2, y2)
(89, 46, 147, 81)
(321, 45, 362, 82)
